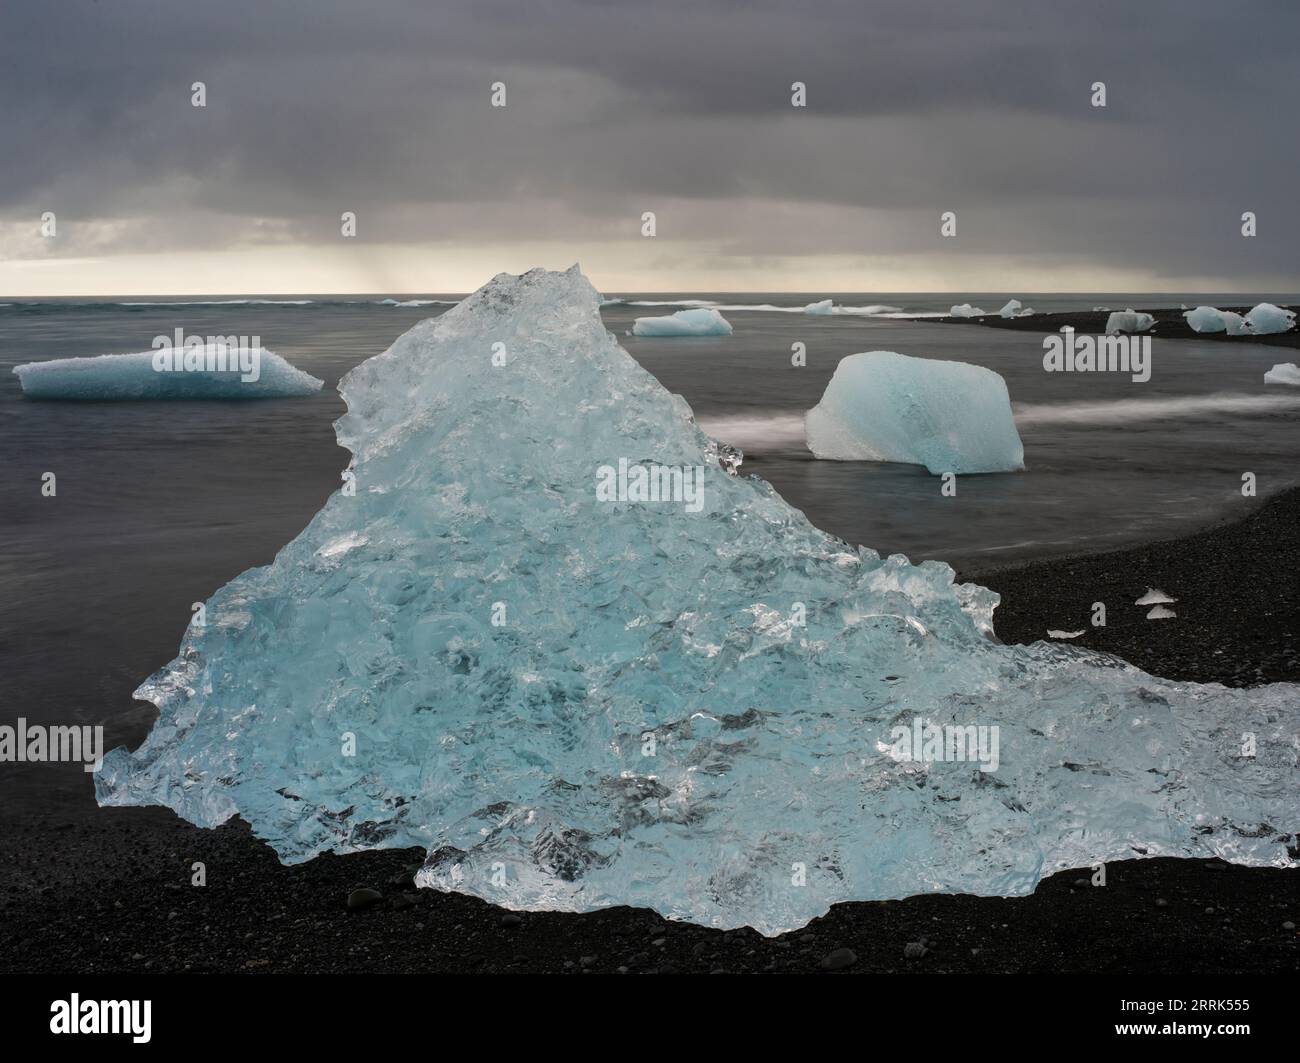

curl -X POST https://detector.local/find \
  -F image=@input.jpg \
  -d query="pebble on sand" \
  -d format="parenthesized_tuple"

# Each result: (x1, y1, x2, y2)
(820, 947, 858, 971)
(346, 887, 384, 911)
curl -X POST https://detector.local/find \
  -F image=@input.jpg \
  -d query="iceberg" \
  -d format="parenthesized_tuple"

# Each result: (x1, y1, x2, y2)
(804, 351, 1025, 475)
(949, 304, 987, 318)
(96, 267, 1299, 936)
(632, 307, 733, 337)
(1189, 303, 1295, 336)
(1264, 362, 1300, 386)
(1244, 302, 1296, 336)
(1105, 310, 1155, 334)
(1221, 311, 1250, 335)
(998, 299, 1032, 318)
(12, 348, 323, 400)
(1183, 306, 1228, 333)
(804, 299, 834, 315)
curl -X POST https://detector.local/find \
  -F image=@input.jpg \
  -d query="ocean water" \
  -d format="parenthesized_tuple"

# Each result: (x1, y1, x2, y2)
(1, 292, 1297, 777)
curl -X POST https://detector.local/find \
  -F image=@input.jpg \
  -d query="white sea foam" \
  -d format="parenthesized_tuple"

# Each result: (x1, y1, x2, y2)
(1015, 392, 1300, 426)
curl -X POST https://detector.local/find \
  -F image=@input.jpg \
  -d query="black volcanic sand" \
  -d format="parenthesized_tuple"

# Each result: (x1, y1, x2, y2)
(3, 493, 1298, 975)
(928, 304, 1300, 348)
(962, 485, 1300, 688)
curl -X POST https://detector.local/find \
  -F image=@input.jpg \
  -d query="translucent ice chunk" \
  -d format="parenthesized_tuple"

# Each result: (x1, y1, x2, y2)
(13, 348, 322, 400)
(1183, 306, 1228, 333)
(632, 307, 733, 336)
(804, 350, 1025, 474)
(949, 304, 987, 318)
(1221, 311, 1250, 335)
(1105, 310, 1154, 334)
(1264, 362, 1300, 386)
(96, 266, 1299, 936)
(804, 299, 834, 315)
(1135, 588, 1177, 606)
(1244, 302, 1296, 335)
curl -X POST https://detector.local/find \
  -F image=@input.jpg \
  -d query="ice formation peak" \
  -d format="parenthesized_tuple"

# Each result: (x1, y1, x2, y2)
(97, 267, 1299, 936)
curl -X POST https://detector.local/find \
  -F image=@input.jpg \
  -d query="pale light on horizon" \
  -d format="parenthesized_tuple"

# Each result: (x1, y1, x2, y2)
(1, 241, 1290, 298)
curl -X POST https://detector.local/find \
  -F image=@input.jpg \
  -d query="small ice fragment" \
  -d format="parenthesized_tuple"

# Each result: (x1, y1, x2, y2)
(949, 304, 987, 318)
(1146, 605, 1177, 620)
(632, 308, 733, 337)
(1264, 362, 1300, 386)
(1105, 310, 1154, 334)
(1244, 302, 1296, 336)
(1047, 630, 1085, 640)
(1220, 311, 1250, 335)
(804, 299, 834, 315)
(1135, 588, 1177, 606)
(1183, 306, 1228, 333)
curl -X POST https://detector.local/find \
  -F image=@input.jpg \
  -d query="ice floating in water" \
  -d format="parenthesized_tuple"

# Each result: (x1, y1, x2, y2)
(1047, 630, 1084, 640)
(949, 304, 987, 318)
(804, 299, 834, 315)
(1264, 363, 1300, 386)
(999, 299, 1033, 318)
(1105, 310, 1155, 334)
(632, 307, 733, 337)
(1135, 588, 1177, 606)
(95, 266, 1300, 936)
(1184, 306, 1228, 333)
(1146, 605, 1177, 620)
(1244, 302, 1296, 336)
(12, 347, 323, 400)
(804, 351, 1025, 475)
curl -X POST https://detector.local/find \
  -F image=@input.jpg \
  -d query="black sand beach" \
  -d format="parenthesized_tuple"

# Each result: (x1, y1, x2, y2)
(3, 490, 1296, 975)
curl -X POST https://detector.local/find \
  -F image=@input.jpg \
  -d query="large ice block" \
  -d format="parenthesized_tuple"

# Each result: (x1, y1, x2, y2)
(96, 267, 1299, 936)
(804, 350, 1025, 474)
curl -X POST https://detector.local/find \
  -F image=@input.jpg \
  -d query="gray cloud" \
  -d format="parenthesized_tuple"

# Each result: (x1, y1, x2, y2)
(2, 0, 1298, 287)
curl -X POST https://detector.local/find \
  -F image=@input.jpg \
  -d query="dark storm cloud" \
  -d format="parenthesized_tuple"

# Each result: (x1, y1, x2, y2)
(2, 0, 1298, 284)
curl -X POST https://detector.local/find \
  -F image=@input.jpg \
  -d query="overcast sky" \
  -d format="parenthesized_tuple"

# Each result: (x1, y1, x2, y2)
(2, 0, 1297, 294)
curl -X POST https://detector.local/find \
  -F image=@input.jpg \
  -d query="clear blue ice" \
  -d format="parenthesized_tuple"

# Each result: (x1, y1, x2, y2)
(97, 267, 1299, 935)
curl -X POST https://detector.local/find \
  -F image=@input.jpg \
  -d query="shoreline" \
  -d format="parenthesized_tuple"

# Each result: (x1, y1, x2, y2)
(3, 490, 1297, 973)
(923, 305, 1300, 349)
